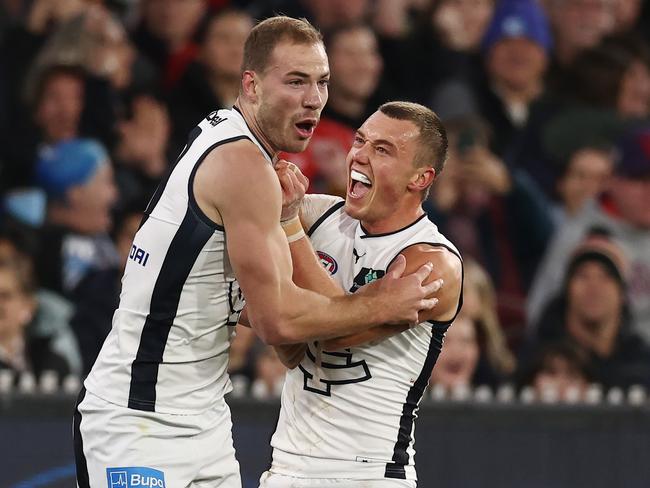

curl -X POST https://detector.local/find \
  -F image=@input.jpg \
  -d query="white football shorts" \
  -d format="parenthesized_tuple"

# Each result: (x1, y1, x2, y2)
(74, 388, 241, 488)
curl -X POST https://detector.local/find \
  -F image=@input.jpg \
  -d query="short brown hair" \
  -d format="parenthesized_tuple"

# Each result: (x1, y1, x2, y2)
(242, 16, 323, 74)
(378, 101, 448, 175)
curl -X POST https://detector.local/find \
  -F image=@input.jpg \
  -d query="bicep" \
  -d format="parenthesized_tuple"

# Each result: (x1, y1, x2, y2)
(197, 144, 294, 324)
(222, 188, 293, 322)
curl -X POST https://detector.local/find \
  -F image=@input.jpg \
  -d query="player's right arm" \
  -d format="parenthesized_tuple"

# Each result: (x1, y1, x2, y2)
(193, 141, 439, 345)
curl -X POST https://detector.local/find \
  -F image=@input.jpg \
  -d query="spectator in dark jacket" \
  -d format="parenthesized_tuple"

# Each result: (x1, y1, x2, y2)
(532, 234, 650, 388)
(0, 253, 70, 379)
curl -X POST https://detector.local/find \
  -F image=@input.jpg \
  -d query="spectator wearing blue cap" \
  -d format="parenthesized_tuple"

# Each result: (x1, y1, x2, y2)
(529, 126, 650, 346)
(475, 0, 553, 158)
(34, 138, 119, 296)
(33, 138, 121, 374)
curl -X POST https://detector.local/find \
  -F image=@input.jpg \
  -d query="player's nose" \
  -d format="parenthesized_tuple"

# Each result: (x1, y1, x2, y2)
(352, 142, 371, 165)
(303, 82, 325, 110)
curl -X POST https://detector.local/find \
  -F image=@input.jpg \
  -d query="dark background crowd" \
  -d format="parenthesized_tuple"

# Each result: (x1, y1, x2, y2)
(1, 0, 650, 402)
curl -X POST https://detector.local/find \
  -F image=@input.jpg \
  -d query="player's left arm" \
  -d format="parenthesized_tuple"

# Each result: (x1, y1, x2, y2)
(321, 244, 462, 349)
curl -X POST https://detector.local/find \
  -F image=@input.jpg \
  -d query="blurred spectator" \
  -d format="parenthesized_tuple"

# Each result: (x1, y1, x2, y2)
(554, 147, 615, 224)
(0, 254, 71, 379)
(307, 0, 371, 30)
(249, 0, 372, 31)
(113, 94, 172, 209)
(544, 0, 617, 93)
(132, 0, 208, 91)
(27, 4, 137, 93)
(531, 235, 650, 387)
(612, 0, 644, 34)
(380, 0, 494, 105)
(429, 261, 517, 390)
(430, 0, 494, 52)
(476, 0, 553, 157)
(540, 108, 622, 224)
(528, 126, 650, 344)
(3, 64, 86, 189)
(288, 23, 385, 195)
(462, 259, 516, 384)
(32, 64, 85, 143)
(520, 341, 592, 402)
(1, 0, 95, 185)
(564, 33, 650, 119)
(34, 138, 119, 297)
(2, 0, 89, 100)
(430, 314, 479, 390)
(426, 115, 553, 341)
(167, 8, 253, 154)
(0, 232, 81, 375)
(544, 0, 616, 66)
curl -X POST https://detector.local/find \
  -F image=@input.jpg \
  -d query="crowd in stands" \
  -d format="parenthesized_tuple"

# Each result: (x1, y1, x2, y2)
(1, 0, 650, 402)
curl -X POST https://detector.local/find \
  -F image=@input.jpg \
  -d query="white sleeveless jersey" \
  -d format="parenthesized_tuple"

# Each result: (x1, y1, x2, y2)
(85, 107, 272, 414)
(270, 198, 462, 481)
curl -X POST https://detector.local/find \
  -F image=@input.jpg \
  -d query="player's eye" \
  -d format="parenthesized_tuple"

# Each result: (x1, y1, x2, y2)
(376, 146, 389, 155)
(318, 79, 330, 87)
(288, 79, 304, 86)
(353, 135, 364, 146)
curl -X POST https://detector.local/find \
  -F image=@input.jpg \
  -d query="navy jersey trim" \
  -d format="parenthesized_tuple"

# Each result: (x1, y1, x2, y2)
(232, 105, 275, 161)
(360, 214, 428, 239)
(141, 125, 203, 229)
(128, 207, 214, 411)
(384, 324, 447, 479)
(187, 135, 251, 231)
(388, 241, 464, 327)
(73, 387, 90, 488)
(307, 201, 345, 237)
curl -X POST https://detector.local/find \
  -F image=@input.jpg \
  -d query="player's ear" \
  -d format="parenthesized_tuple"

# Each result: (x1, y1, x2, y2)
(241, 70, 259, 102)
(408, 167, 435, 192)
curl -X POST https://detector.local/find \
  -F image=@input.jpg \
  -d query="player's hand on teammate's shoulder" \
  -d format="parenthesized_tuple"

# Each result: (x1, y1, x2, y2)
(357, 254, 443, 327)
(275, 159, 309, 221)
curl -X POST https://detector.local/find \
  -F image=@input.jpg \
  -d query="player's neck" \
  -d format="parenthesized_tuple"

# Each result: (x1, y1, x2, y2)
(360, 204, 425, 235)
(233, 99, 279, 161)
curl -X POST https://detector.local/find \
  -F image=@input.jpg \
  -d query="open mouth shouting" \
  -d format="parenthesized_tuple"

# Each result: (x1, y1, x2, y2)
(295, 118, 317, 138)
(349, 169, 372, 199)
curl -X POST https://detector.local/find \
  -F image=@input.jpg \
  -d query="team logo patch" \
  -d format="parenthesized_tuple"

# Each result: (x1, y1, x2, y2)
(106, 467, 165, 488)
(349, 267, 385, 293)
(317, 251, 338, 275)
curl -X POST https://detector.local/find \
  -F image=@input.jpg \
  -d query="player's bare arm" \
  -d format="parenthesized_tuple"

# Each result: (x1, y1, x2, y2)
(322, 244, 462, 350)
(193, 141, 440, 345)
(237, 305, 306, 369)
(275, 161, 344, 298)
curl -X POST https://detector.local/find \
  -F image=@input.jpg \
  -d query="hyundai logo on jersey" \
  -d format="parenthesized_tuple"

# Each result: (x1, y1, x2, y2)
(107, 467, 165, 488)
(317, 251, 338, 275)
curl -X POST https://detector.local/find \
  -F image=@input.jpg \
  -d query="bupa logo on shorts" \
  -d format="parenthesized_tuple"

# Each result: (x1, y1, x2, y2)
(317, 251, 338, 275)
(106, 467, 165, 488)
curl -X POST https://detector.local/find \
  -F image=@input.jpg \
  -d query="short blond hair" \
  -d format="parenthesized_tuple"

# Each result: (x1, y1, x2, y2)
(242, 16, 323, 74)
